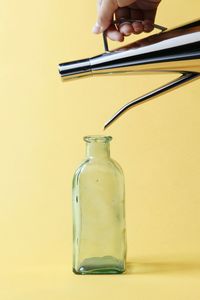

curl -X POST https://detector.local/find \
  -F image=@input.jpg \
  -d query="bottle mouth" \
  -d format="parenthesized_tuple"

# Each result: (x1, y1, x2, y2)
(84, 135, 112, 143)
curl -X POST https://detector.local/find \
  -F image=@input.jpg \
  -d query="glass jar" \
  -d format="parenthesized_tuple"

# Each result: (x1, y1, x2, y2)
(72, 135, 126, 274)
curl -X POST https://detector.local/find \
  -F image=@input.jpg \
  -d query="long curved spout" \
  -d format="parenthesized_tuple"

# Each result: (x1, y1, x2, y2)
(104, 72, 200, 129)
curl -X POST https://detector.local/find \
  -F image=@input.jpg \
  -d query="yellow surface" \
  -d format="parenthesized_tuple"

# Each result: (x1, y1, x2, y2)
(1, 0, 200, 299)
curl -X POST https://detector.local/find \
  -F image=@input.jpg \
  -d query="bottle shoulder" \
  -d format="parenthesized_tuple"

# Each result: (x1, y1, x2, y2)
(109, 158, 124, 174)
(73, 158, 90, 177)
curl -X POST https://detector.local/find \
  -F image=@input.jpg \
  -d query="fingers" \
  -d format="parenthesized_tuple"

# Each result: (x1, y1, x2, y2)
(92, 0, 160, 41)
(130, 8, 144, 34)
(106, 24, 124, 42)
(105, 6, 134, 42)
(93, 0, 118, 34)
(115, 7, 133, 36)
(143, 9, 157, 32)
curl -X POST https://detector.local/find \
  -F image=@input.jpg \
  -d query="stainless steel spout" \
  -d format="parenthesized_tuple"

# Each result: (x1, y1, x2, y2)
(58, 19, 200, 128)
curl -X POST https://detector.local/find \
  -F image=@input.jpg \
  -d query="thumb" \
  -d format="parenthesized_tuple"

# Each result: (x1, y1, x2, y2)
(93, 0, 118, 34)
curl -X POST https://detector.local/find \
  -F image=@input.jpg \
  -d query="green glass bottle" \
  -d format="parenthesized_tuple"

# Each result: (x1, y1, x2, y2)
(72, 135, 126, 274)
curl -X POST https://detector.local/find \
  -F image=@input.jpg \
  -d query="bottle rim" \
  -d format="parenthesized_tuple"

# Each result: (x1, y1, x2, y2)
(84, 135, 112, 143)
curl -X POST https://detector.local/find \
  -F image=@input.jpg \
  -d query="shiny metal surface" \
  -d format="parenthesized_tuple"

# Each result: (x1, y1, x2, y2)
(104, 72, 200, 129)
(59, 58, 91, 79)
(58, 19, 200, 128)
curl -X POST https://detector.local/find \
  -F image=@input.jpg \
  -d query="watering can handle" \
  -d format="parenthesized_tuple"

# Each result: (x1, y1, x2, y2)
(102, 19, 167, 52)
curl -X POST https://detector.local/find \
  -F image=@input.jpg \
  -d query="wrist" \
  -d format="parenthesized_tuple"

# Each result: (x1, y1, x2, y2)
(117, 0, 135, 7)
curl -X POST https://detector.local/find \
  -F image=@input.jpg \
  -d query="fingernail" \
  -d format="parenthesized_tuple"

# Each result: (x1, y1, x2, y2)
(92, 22, 103, 34)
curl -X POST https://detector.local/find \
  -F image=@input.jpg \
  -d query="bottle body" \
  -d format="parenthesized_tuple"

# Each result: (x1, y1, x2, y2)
(72, 136, 126, 274)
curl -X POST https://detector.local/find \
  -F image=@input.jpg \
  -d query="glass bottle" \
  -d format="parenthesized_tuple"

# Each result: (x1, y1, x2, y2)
(72, 135, 126, 274)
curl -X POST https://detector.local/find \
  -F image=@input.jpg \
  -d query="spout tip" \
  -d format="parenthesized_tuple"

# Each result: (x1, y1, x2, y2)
(104, 107, 125, 130)
(103, 120, 111, 130)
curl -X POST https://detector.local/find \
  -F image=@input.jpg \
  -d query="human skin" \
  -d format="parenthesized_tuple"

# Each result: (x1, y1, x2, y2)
(93, 0, 161, 41)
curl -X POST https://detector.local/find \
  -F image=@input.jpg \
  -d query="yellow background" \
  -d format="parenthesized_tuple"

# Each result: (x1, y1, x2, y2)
(1, 0, 200, 299)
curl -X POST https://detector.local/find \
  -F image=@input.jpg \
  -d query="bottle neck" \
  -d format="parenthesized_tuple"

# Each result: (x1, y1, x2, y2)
(86, 141, 110, 159)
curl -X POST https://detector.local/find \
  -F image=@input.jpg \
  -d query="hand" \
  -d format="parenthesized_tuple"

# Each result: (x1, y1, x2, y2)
(93, 0, 161, 41)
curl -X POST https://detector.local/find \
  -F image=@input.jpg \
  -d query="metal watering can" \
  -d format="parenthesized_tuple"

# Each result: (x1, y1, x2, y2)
(58, 19, 200, 129)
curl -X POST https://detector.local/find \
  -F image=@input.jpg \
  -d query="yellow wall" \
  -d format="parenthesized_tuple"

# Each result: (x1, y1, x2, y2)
(0, 0, 200, 299)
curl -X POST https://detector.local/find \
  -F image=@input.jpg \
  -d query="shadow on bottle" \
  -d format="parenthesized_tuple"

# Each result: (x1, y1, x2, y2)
(125, 256, 200, 275)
